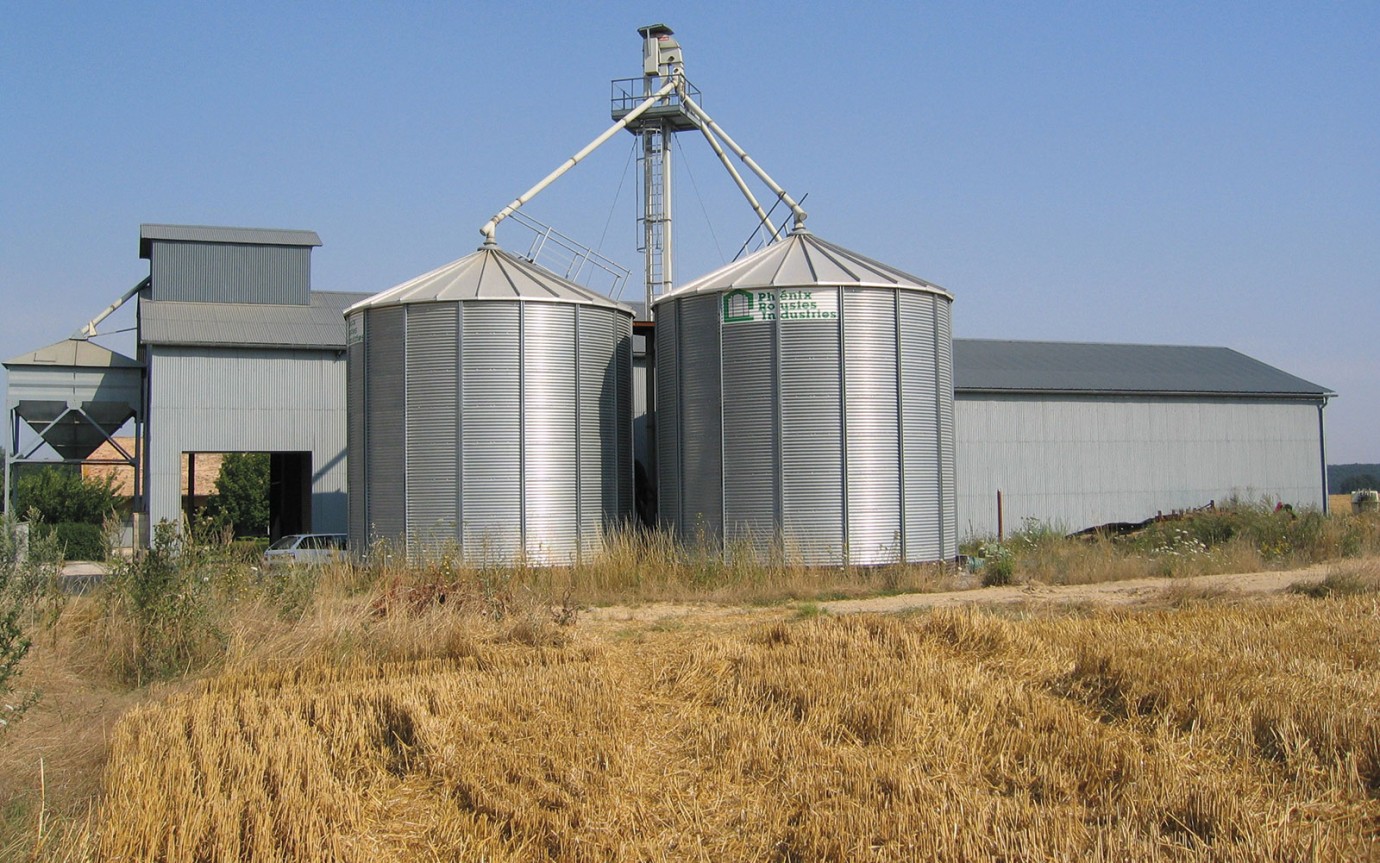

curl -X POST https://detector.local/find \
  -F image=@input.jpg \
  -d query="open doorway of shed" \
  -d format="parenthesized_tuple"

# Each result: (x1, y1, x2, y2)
(179, 451, 312, 541)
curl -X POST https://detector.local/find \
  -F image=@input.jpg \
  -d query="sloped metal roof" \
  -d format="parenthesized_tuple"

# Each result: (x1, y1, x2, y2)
(4, 338, 142, 369)
(953, 339, 1332, 398)
(654, 229, 951, 302)
(140, 291, 370, 350)
(347, 243, 633, 314)
(139, 224, 322, 257)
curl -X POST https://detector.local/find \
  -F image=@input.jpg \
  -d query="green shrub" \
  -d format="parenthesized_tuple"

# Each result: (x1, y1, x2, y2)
(49, 521, 107, 561)
(14, 466, 119, 526)
(105, 521, 224, 683)
(1008, 517, 1068, 553)
(1131, 502, 1361, 566)
(0, 517, 62, 733)
(977, 541, 1016, 587)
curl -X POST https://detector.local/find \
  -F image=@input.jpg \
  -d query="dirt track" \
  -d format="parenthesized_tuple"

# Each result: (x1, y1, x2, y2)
(821, 562, 1334, 614)
(582, 560, 1355, 628)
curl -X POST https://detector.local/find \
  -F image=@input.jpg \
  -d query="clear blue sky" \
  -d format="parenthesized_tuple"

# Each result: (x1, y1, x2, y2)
(3, 2, 1376, 463)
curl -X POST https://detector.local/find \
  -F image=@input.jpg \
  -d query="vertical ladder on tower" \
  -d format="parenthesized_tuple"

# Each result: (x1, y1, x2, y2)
(637, 124, 672, 310)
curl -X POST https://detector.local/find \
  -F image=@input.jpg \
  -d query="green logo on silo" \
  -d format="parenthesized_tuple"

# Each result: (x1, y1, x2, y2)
(722, 289, 756, 323)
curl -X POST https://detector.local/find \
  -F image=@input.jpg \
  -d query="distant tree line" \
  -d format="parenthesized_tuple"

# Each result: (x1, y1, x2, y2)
(1339, 474, 1380, 494)
(1329, 463, 1380, 494)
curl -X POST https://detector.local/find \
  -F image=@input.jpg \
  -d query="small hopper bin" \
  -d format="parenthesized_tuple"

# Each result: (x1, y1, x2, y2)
(4, 338, 144, 504)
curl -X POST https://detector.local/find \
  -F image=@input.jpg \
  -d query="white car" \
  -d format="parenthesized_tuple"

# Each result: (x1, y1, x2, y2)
(262, 533, 347, 565)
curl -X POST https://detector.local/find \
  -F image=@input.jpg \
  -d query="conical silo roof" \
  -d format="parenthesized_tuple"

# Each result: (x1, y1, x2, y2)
(347, 242, 633, 314)
(654, 229, 952, 303)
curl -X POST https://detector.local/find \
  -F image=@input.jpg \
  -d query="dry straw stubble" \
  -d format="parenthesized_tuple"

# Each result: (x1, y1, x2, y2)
(98, 598, 1380, 861)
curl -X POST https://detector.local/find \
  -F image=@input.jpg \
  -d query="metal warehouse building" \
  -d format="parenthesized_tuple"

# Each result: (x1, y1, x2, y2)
(4, 223, 1335, 552)
(953, 339, 1333, 537)
(136, 225, 371, 536)
(4, 224, 371, 542)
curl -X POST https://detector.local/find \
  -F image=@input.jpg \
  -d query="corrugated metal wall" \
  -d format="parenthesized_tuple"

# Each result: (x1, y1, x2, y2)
(348, 300, 633, 564)
(144, 346, 349, 532)
(5, 366, 143, 412)
(615, 316, 634, 524)
(680, 297, 724, 542)
(657, 287, 956, 565)
(937, 301, 956, 556)
(898, 292, 940, 560)
(578, 310, 634, 545)
(364, 308, 406, 547)
(347, 321, 367, 547)
(523, 304, 579, 561)
(655, 307, 681, 532)
(404, 305, 459, 556)
(148, 242, 311, 305)
(461, 304, 522, 561)
(780, 298, 843, 564)
(843, 290, 902, 564)
(578, 309, 609, 547)
(663, 295, 724, 543)
(722, 319, 778, 550)
(954, 395, 1326, 538)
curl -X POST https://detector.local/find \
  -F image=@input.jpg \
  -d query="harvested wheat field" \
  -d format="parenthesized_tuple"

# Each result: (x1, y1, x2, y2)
(97, 594, 1380, 862)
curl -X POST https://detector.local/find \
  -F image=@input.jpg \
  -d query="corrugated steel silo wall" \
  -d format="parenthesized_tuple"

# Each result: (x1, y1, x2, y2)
(149, 242, 310, 305)
(660, 287, 956, 564)
(577, 308, 607, 548)
(936, 300, 957, 558)
(843, 290, 902, 564)
(577, 309, 634, 546)
(898, 293, 935, 558)
(461, 303, 522, 561)
(615, 315, 634, 525)
(722, 319, 778, 552)
(523, 304, 579, 561)
(655, 306, 681, 532)
(780, 294, 843, 564)
(680, 297, 724, 542)
(349, 300, 631, 565)
(404, 304, 459, 556)
(347, 318, 367, 551)
(676, 296, 724, 543)
(364, 307, 406, 548)
(895, 292, 959, 561)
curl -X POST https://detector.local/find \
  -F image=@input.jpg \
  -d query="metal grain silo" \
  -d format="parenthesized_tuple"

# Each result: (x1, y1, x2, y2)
(346, 242, 634, 564)
(654, 229, 956, 565)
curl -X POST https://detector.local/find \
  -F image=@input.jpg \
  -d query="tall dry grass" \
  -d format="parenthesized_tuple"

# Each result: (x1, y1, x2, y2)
(375, 529, 965, 608)
(85, 595, 1380, 861)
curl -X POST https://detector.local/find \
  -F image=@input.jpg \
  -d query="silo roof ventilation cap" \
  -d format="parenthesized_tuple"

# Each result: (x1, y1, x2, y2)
(653, 231, 951, 304)
(347, 244, 633, 313)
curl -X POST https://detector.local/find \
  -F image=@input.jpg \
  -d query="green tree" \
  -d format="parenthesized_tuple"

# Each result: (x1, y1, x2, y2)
(14, 466, 120, 525)
(206, 453, 270, 537)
